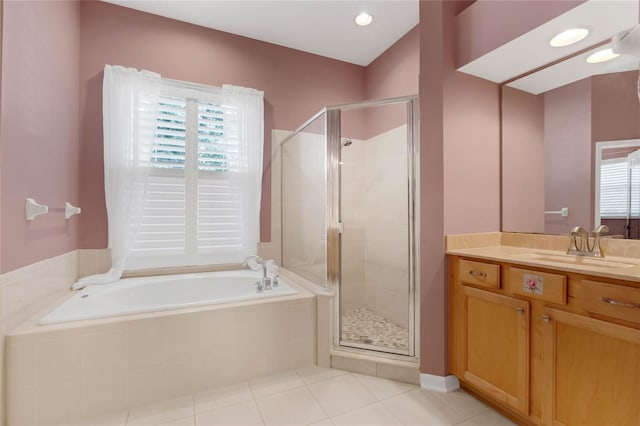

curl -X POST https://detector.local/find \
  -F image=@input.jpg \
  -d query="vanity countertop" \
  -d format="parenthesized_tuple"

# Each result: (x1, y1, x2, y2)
(447, 245, 640, 285)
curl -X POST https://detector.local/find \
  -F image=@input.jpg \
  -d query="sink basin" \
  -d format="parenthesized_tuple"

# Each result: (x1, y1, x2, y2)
(508, 252, 637, 269)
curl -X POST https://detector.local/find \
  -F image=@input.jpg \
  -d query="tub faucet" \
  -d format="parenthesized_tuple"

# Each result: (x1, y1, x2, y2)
(243, 255, 271, 292)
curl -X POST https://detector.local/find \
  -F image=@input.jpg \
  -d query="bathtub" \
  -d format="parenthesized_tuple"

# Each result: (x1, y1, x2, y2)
(8, 269, 315, 424)
(39, 269, 297, 325)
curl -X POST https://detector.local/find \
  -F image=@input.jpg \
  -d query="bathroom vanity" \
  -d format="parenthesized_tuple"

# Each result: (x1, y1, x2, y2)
(448, 242, 640, 426)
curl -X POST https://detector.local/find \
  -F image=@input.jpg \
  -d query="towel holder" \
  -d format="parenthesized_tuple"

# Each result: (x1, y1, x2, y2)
(26, 198, 81, 221)
(544, 207, 569, 217)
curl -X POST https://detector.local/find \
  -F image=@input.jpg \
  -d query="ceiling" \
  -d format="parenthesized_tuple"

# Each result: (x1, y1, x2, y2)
(102, 0, 419, 67)
(458, 0, 639, 93)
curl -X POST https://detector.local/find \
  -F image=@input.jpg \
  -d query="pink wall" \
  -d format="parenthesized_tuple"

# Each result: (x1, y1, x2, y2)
(0, 0, 81, 273)
(455, 0, 584, 68)
(78, 1, 366, 248)
(443, 71, 500, 235)
(419, 0, 448, 377)
(544, 79, 592, 235)
(419, 0, 500, 377)
(363, 25, 419, 139)
(591, 71, 640, 143)
(501, 86, 545, 233)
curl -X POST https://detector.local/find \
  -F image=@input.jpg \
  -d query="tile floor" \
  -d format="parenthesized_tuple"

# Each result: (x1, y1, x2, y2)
(68, 366, 515, 426)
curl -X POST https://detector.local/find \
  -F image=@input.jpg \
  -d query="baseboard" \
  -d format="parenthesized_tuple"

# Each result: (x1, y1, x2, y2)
(420, 373, 460, 393)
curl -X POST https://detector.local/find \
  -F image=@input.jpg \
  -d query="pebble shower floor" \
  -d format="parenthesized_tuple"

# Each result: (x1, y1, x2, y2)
(341, 307, 409, 350)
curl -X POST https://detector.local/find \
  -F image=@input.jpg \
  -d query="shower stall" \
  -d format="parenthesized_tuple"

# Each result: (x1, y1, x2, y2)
(277, 96, 419, 359)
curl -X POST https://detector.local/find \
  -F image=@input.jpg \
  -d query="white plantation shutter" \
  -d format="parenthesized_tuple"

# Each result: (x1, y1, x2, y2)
(126, 81, 262, 269)
(599, 159, 640, 218)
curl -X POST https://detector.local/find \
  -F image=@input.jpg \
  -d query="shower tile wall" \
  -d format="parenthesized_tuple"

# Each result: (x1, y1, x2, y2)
(364, 125, 409, 329)
(341, 125, 409, 330)
(340, 139, 366, 312)
(280, 129, 327, 286)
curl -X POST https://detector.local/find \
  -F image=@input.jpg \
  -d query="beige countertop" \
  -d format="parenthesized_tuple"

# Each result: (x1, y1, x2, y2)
(447, 245, 640, 284)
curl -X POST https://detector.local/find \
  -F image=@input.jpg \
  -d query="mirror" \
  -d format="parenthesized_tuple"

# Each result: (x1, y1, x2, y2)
(501, 43, 640, 238)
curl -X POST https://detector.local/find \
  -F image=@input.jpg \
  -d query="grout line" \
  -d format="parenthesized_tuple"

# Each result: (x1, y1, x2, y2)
(191, 393, 196, 426)
(247, 376, 267, 426)
(301, 371, 332, 421)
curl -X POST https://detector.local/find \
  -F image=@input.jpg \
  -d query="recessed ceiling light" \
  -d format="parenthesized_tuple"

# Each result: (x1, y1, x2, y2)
(355, 12, 373, 27)
(586, 48, 620, 64)
(549, 28, 589, 47)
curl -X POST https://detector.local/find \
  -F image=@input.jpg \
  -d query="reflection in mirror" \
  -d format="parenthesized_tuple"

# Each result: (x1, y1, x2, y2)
(502, 68, 640, 238)
(595, 140, 640, 239)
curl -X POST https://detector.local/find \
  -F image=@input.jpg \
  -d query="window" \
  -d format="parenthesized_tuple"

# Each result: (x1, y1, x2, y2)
(599, 158, 640, 219)
(126, 81, 260, 269)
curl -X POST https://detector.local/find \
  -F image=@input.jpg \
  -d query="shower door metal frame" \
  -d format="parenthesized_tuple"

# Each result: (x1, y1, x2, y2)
(329, 95, 420, 359)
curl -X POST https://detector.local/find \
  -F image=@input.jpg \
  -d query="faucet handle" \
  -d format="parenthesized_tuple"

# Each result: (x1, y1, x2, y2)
(592, 225, 609, 236)
(570, 226, 586, 236)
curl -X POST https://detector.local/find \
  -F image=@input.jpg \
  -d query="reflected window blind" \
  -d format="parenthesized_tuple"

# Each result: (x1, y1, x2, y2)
(127, 84, 243, 269)
(599, 159, 640, 218)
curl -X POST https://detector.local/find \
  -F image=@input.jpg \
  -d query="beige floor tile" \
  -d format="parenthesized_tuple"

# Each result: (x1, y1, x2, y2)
(455, 409, 517, 426)
(196, 400, 264, 426)
(307, 375, 376, 417)
(157, 416, 195, 426)
(128, 396, 194, 426)
(351, 373, 417, 400)
(256, 387, 327, 426)
(295, 365, 347, 385)
(195, 382, 253, 413)
(308, 420, 334, 426)
(429, 389, 490, 422)
(381, 389, 461, 426)
(249, 371, 305, 398)
(330, 402, 402, 426)
(65, 411, 128, 426)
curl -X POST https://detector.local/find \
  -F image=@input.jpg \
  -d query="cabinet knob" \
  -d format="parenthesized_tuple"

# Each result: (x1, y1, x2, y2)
(516, 307, 525, 313)
(542, 315, 550, 323)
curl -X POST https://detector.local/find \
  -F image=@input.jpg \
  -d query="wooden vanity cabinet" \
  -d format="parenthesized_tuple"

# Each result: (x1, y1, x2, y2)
(450, 256, 640, 426)
(460, 286, 530, 415)
(542, 308, 640, 426)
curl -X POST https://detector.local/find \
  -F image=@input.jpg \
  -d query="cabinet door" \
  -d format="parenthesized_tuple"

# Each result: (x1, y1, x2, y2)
(461, 286, 530, 415)
(542, 308, 640, 426)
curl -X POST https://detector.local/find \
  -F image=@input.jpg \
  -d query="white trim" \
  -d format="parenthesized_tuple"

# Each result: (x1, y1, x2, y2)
(420, 373, 460, 393)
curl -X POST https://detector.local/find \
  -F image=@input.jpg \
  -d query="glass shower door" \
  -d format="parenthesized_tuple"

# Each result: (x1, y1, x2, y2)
(337, 101, 416, 356)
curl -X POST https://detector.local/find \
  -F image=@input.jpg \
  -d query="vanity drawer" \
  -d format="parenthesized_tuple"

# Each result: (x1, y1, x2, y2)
(506, 267, 567, 305)
(458, 259, 500, 289)
(571, 280, 640, 326)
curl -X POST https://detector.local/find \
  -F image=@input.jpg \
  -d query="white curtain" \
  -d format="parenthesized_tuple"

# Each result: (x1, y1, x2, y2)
(72, 65, 161, 290)
(223, 85, 264, 260)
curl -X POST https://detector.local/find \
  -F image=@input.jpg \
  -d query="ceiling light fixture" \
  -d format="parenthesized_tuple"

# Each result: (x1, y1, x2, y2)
(586, 48, 619, 64)
(549, 28, 589, 47)
(355, 12, 373, 27)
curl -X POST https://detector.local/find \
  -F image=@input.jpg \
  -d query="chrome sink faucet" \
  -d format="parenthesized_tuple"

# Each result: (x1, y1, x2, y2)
(243, 255, 272, 292)
(567, 225, 609, 257)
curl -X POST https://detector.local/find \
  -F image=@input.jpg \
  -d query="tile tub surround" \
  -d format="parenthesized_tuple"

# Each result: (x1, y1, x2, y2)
(0, 249, 110, 426)
(22, 366, 514, 426)
(6, 288, 316, 426)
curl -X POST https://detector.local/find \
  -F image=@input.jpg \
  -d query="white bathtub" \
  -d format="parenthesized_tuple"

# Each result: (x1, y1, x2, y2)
(39, 269, 297, 325)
